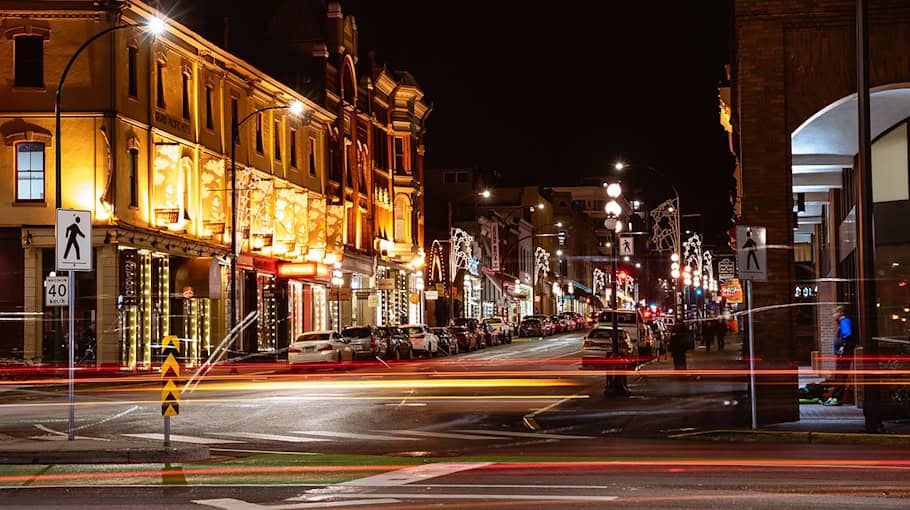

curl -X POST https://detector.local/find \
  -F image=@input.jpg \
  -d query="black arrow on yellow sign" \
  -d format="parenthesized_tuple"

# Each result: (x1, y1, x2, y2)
(160, 335, 180, 417)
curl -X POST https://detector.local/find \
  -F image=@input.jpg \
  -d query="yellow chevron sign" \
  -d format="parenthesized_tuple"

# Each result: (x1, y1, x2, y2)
(160, 335, 180, 417)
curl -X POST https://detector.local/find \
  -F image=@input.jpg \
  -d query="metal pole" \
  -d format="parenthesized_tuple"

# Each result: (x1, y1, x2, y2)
(67, 270, 75, 440)
(164, 416, 171, 447)
(747, 279, 757, 430)
(856, 0, 881, 433)
(447, 201, 454, 323)
(230, 121, 238, 342)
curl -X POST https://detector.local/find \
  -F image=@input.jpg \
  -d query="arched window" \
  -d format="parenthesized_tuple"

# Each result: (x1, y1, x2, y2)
(394, 195, 411, 244)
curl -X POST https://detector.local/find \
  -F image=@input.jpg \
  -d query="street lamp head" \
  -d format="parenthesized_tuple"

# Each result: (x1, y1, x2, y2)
(623, 256, 630, 262)
(556, 222, 563, 228)
(614, 162, 625, 171)
(670, 253, 680, 262)
(556, 249, 563, 257)
(537, 202, 545, 210)
(288, 100, 304, 116)
(667, 206, 675, 213)
(146, 17, 166, 35)
(481, 189, 491, 199)
(604, 199, 622, 217)
(635, 262, 641, 269)
(606, 182, 622, 199)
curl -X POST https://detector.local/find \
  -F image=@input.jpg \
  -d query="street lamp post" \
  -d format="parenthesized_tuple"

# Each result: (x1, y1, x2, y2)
(604, 183, 627, 395)
(229, 101, 303, 342)
(331, 263, 343, 332)
(53, 15, 165, 442)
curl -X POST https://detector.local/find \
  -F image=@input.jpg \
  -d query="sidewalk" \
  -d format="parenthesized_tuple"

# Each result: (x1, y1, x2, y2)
(0, 436, 209, 464)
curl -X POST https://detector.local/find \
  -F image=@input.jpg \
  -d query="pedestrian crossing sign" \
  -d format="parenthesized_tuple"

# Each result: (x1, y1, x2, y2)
(55, 209, 92, 272)
(736, 225, 767, 281)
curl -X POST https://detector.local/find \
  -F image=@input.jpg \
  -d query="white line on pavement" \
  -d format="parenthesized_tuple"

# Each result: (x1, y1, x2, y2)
(319, 493, 619, 502)
(209, 448, 319, 456)
(193, 498, 400, 510)
(32, 424, 109, 441)
(378, 430, 504, 440)
(454, 429, 593, 440)
(290, 431, 418, 441)
(209, 432, 331, 443)
(122, 433, 244, 444)
(334, 462, 492, 487)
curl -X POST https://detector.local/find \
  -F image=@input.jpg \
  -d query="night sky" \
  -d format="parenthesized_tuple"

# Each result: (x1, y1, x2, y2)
(163, 0, 735, 243)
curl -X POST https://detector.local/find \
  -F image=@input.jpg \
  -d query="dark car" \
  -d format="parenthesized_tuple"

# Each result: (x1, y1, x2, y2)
(376, 326, 413, 360)
(550, 315, 567, 334)
(526, 315, 554, 335)
(442, 326, 477, 352)
(519, 318, 545, 337)
(430, 327, 458, 355)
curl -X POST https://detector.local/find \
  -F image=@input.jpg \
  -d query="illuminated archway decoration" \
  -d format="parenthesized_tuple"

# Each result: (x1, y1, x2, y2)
(426, 239, 448, 286)
(535, 246, 550, 284)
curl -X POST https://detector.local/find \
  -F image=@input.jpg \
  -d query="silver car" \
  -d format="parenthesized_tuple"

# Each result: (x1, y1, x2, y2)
(288, 330, 354, 368)
(581, 326, 635, 369)
(341, 326, 381, 359)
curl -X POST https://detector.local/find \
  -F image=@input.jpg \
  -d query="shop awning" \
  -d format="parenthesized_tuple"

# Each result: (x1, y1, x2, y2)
(173, 257, 222, 299)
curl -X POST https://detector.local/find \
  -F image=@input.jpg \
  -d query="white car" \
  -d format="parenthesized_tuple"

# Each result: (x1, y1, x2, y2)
(482, 317, 512, 343)
(401, 324, 439, 356)
(581, 326, 636, 369)
(288, 330, 354, 368)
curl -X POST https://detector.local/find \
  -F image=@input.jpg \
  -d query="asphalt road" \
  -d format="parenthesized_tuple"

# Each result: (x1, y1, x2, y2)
(2, 331, 909, 508)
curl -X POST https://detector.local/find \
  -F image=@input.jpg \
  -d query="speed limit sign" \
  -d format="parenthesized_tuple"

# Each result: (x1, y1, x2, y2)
(45, 276, 69, 307)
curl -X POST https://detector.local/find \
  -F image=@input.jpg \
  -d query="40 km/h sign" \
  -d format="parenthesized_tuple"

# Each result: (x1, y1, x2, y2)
(44, 276, 69, 307)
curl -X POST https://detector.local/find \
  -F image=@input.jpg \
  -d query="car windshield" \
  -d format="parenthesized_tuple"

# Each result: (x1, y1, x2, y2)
(588, 329, 618, 339)
(597, 311, 638, 324)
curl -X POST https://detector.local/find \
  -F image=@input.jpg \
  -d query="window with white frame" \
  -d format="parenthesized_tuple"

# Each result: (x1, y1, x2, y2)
(16, 142, 45, 202)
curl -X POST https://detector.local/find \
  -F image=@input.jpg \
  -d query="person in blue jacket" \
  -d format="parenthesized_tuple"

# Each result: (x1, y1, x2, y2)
(825, 306, 856, 405)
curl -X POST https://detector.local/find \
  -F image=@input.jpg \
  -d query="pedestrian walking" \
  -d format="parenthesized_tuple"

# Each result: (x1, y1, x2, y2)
(703, 318, 715, 352)
(669, 324, 689, 370)
(825, 306, 856, 406)
(716, 317, 726, 352)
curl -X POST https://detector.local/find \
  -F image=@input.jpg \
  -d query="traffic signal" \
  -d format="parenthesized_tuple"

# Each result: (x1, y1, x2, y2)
(558, 230, 567, 246)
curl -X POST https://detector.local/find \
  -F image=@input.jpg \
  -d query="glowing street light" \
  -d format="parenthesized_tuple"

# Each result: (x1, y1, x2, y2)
(614, 161, 626, 171)
(481, 189, 491, 199)
(606, 183, 622, 199)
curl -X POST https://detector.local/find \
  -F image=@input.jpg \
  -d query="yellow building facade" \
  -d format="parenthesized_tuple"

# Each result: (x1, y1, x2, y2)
(0, 1, 339, 367)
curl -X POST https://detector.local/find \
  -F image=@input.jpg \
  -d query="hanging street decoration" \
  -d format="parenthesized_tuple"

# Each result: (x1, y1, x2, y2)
(535, 247, 550, 284)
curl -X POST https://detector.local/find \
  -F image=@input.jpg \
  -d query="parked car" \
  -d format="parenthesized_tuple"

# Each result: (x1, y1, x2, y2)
(483, 317, 512, 343)
(438, 326, 469, 352)
(376, 326, 413, 360)
(518, 318, 545, 337)
(550, 315, 567, 334)
(402, 324, 440, 356)
(526, 315, 554, 335)
(341, 326, 382, 359)
(288, 330, 354, 369)
(581, 326, 636, 369)
(559, 312, 578, 331)
(430, 327, 458, 355)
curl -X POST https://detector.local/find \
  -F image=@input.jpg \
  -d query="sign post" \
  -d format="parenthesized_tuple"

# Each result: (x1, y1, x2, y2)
(736, 225, 767, 430)
(55, 208, 92, 441)
(160, 335, 181, 446)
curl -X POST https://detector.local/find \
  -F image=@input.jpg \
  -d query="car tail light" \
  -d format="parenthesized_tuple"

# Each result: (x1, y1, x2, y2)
(583, 340, 593, 348)
(370, 336, 378, 348)
(317, 343, 334, 352)
(288, 346, 302, 353)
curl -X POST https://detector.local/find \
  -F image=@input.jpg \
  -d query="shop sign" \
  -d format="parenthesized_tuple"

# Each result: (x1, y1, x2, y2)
(409, 293, 420, 305)
(425, 290, 438, 300)
(721, 278, 743, 304)
(368, 294, 380, 307)
(278, 262, 328, 278)
(377, 278, 396, 290)
(491, 223, 501, 272)
(119, 249, 139, 305)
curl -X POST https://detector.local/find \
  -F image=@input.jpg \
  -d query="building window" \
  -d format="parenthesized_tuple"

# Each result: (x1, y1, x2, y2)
(128, 148, 139, 207)
(204, 86, 214, 129)
(457, 172, 468, 183)
(156, 61, 166, 108)
(230, 98, 238, 143)
(393, 136, 405, 172)
(128, 46, 138, 98)
(273, 120, 281, 161)
(15, 142, 45, 202)
(443, 172, 455, 184)
(289, 129, 297, 168)
(308, 137, 317, 176)
(372, 126, 387, 169)
(255, 113, 264, 154)
(14, 36, 44, 88)
(181, 72, 191, 119)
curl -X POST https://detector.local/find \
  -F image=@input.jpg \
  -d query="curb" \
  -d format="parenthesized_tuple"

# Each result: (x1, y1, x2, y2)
(667, 429, 910, 445)
(0, 444, 210, 464)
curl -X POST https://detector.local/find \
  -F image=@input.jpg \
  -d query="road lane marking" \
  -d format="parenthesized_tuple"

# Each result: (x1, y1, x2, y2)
(209, 432, 330, 443)
(210, 448, 319, 455)
(31, 424, 108, 441)
(290, 431, 418, 441)
(194, 498, 400, 509)
(379, 430, 504, 440)
(122, 433, 243, 444)
(455, 429, 593, 440)
(335, 462, 492, 487)
(321, 493, 619, 502)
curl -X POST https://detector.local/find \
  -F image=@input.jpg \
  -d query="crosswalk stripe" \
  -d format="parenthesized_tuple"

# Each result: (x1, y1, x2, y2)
(122, 433, 243, 444)
(290, 430, 418, 441)
(454, 429, 593, 440)
(209, 432, 330, 443)
(379, 430, 504, 440)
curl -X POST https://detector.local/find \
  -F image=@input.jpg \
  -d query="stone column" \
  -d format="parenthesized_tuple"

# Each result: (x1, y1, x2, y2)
(96, 244, 119, 365)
